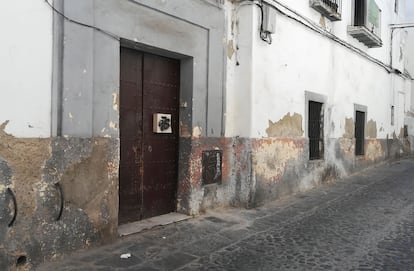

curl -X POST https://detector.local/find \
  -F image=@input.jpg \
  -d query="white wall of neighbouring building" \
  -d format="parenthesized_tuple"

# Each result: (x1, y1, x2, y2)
(0, 0, 53, 137)
(225, 0, 413, 140)
(406, 31, 414, 76)
(403, 0, 414, 78)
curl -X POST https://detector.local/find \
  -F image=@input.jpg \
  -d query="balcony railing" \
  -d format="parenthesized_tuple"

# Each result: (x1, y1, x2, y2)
(347, 0, 382, 47)
(310, 0, 342, 21)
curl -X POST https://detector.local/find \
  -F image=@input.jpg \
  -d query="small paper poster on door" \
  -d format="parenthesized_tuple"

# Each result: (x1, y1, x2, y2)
(153, 113, 172, 133)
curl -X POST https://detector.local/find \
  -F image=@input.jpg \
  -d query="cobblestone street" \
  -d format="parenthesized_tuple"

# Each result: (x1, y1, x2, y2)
(37, 159, 414, 271)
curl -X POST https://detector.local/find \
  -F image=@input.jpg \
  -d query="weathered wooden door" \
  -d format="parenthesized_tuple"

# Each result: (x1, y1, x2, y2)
(119, 47, 180, 224)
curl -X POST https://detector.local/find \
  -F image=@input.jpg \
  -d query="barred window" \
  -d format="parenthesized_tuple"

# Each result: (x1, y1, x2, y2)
(308, 101, 324, 160)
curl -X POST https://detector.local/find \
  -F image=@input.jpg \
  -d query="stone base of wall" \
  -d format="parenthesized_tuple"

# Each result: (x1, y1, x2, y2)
(178, 137, 412, 214)
(0, 133, 119, 270)
(0, 131, 411, 269)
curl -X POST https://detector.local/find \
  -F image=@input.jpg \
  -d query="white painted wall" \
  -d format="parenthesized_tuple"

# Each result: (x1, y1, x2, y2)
(225, 0, 412, 139)
(402, 0, 414, 134)
(406, 30, 414, 76)
(0, 0, 53, 137)
(404, 0, 414, 77)
(225, 2, 255, 137)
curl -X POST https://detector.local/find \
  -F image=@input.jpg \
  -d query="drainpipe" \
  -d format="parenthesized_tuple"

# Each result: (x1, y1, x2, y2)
(51, 0, 64, 136)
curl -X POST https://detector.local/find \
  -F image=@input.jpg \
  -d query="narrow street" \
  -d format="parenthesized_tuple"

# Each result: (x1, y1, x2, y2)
(37, 159, 414, 271)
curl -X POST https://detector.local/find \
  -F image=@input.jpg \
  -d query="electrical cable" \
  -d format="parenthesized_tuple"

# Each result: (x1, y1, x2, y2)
(255, 1, 272, 44)
(260, 0, 394, 74)
(235, 0, 397, 74)
(231, 0, 268, 65)
(43, 0, 410, 78)
(43, 0, 120, 41)
(232, 0, 272, 45)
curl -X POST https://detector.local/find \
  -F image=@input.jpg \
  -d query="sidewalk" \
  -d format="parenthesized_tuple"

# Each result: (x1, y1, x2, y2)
(36, 159, 414, 271)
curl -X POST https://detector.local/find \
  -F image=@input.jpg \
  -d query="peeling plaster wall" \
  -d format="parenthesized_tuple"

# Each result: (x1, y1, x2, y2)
(0, 1, 52, 137)
(218, 0, 413, 217)
(3, 0, 228, 268)
(177, 137, 410, 218)
(406, 29, 414, 76)
(0, 123, 119, 270)
(225, 2, 254, 137)
(265, 113, 303, 137)
(2, 0, 414, 269)
(225, 1, 412, 140)
(249, 15, 402, 140)
(178, 136, 410, 217)
(223, 1, 413, 186)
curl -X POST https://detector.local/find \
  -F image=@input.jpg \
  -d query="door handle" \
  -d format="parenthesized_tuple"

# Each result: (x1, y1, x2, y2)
(55, 182, 64, 221)
(7, 188, 17, 227)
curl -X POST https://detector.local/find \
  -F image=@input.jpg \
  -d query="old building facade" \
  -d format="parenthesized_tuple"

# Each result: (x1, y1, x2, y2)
(0, 0, 413, 269)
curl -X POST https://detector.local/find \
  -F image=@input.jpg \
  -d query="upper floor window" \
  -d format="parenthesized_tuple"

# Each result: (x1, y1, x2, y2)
(347, 0, 382, 48)
(310, 0, 342, 21)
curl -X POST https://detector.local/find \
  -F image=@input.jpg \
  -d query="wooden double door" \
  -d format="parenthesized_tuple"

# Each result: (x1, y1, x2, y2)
(119, 47, 180, 224)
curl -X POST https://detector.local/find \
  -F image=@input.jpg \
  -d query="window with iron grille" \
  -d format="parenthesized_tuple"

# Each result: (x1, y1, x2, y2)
(355, 110, 365, 156)
(354, 0, 366, 26)
(308, 101, 324, 160)
(354, 0, 381, 29)
(309, 0, 342, 21)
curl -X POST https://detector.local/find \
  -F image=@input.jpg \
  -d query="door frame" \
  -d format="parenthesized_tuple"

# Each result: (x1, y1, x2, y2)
(118, 40, 193, 223)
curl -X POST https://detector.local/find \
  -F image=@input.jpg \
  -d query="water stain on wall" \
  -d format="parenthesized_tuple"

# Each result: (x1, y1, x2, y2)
(60, 139, 118, 234)
(343, 118, 355, 139)
(319, 16, 326, 29)
(0, 121, 51, 219)
(365, 140, 383, 161)
(254, 139, 302, 181)
(227, 40, 235, 60)
(366, 119, 377, 138)
(0, 120, 119, 269)
(266, 113, 303, 137)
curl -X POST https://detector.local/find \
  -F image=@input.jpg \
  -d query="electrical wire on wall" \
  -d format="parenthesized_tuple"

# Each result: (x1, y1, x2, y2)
(235, 0, 410, 76)
(43, 0, 120, 41)
(263, 0, 395, 73)
(231, 1, 257, 66)
(256, 2, 272, 44)
(231, 0, 273, 66)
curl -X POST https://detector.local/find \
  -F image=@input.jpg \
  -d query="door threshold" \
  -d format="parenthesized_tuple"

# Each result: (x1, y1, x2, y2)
(118, 212, 191, 237)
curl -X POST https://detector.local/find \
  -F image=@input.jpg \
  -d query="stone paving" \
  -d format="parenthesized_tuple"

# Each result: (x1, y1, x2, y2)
(37, 159, 414, 271)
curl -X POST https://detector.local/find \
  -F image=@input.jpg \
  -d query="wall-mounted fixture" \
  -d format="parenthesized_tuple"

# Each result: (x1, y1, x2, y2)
(263, 4, 276, 34)
(310, 0, 342, 21)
